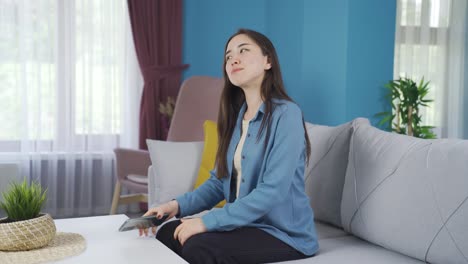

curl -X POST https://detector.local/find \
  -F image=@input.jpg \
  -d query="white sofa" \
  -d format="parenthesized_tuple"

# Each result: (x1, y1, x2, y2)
(147, 118, 468, 264)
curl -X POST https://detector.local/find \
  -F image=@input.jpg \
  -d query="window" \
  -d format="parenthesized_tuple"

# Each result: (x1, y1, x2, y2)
(394, 0, 453, 134)
(0, 0, 126, 151)
(400, 0, 449, 27)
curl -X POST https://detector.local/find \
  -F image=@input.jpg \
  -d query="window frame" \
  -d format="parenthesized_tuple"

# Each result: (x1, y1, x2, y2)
(0, 0, 124, 151)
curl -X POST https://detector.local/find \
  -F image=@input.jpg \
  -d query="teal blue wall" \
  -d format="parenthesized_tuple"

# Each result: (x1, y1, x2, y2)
(266, 0, 305, 117)
(182, 0, 397, 126)
(300, 0, 349, 125)
(183, 0, 267, 78)
(346, 1, 397, 124)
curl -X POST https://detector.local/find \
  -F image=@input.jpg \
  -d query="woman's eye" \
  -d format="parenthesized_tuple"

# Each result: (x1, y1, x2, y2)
(226, 55, 232, 61)
(240, 48, 248, 53)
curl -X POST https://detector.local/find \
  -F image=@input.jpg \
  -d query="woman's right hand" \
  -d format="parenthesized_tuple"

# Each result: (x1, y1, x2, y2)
(138, 200, 179, 237)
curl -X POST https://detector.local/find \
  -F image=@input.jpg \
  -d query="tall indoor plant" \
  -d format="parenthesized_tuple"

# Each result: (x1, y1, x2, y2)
(376, 77, 437, 139)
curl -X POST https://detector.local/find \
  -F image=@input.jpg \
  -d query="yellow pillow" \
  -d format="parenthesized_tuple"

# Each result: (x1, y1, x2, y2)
(195, 120, 226, 207)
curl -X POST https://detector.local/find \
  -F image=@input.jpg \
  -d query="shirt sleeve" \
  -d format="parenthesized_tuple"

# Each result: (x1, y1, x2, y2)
(175, 168, 225, 217)
(201, 104, 305, 231)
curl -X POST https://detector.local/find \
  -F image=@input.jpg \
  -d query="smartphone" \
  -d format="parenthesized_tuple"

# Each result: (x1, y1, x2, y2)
(118, 214, 169, 232)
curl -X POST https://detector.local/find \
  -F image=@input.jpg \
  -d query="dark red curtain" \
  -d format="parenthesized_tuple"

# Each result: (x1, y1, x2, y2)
(127, 0, 188, 149)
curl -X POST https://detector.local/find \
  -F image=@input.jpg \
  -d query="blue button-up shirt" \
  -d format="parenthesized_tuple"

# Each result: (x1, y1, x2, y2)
(176, 99, 318, 256)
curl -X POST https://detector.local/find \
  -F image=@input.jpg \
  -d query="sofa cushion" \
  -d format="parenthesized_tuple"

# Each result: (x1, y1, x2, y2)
(314, 221, 349, 240)
(341, 122, 468, 264)
(146, 140, 204, 206)
(271, 236, 424, 264)
(126, 174, 148, 184)
(304, 118, 369, 228)
(194, 120, 225, 208)
(186, 210, 421, 264)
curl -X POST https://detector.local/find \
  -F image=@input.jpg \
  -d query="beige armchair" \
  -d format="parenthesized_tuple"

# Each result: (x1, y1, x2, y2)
(110, 76, 223, 214)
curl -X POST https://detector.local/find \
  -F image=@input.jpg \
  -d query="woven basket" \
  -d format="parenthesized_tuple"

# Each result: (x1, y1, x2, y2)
(0, 214, 56, 251)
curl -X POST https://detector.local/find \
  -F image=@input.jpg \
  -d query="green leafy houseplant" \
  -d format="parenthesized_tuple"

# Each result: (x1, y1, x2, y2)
(376, 77, 437, 139)
(0, 179, 55, 251)
(0, 179, 47, 222)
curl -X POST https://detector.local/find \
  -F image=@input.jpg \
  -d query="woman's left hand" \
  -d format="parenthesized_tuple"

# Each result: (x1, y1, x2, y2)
(173, 218, 207, 246)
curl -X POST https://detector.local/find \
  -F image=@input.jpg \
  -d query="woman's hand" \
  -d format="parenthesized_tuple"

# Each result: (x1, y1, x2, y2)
(138, 200, 179, 236)
(173, 218, 207, 246)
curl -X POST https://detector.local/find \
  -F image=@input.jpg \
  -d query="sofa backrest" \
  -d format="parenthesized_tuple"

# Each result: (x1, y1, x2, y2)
(341, 121, 468, 264)
(304, 118, 369, 228)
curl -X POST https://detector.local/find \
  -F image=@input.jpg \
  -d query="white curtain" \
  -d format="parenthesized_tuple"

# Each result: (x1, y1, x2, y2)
(394, 0, 467, 139)
(0, 0, 143, 218)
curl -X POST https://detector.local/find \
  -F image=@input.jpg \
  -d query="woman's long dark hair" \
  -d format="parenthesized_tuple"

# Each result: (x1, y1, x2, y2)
(215, 28, 311, 179)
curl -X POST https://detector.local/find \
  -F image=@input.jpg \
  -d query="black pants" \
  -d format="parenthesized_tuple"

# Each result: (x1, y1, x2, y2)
(156, 220, 309, 264)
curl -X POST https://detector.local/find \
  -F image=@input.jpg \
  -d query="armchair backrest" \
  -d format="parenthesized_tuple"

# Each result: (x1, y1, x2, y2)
(167, 76, 224, 142)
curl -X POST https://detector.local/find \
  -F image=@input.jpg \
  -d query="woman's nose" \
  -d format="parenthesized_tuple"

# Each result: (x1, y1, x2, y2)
(231, 57, 240, 65)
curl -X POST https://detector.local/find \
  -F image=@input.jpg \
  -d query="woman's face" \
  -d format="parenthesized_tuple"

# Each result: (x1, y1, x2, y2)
(225, 34, 271, 89)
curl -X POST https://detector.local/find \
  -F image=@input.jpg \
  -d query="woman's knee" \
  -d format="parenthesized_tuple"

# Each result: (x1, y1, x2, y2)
(155, 220, 180, 244)
(182, 233, 226, 264)
(182, 234, 209, 261)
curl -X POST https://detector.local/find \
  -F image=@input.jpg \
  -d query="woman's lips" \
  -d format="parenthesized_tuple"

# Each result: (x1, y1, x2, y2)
(231, 68, 243, 74)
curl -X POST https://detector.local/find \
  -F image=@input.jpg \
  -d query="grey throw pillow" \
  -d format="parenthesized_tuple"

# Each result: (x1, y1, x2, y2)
(341, 121, 468, 264)
(305, 118, 369, 228)
(146, 140, 204, 206)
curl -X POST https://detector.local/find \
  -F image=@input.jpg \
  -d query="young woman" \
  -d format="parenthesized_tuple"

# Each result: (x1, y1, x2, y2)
(139, 28, 318, 264)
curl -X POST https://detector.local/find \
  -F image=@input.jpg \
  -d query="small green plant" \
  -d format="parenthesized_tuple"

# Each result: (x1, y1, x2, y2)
(0, 180, 47, 222)
(376, 77, 437, 139)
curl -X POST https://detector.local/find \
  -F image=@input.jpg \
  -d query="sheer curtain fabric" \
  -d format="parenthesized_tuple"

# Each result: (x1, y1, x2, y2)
(394, 0, 467, 138)
(0, 0, 143, 218)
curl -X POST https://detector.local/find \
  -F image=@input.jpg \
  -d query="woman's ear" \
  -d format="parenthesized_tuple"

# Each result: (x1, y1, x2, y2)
(264, 56, 272, 70)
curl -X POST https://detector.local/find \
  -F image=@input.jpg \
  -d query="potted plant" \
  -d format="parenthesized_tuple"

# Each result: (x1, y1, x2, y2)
(0, 179, 56, 251)
(376, 77, 437, 139)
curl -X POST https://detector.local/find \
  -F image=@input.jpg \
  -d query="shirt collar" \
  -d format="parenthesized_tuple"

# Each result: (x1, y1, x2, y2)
(239, 102, 266, 123)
